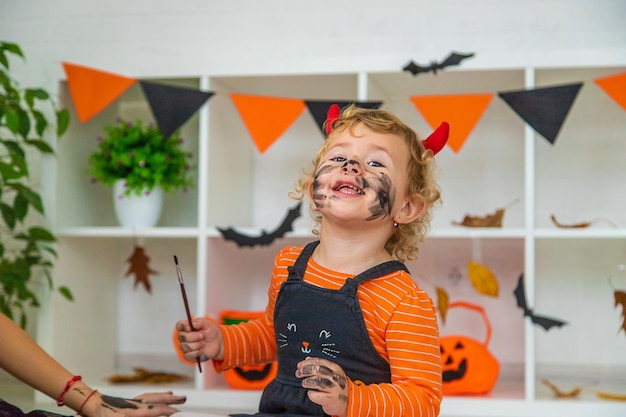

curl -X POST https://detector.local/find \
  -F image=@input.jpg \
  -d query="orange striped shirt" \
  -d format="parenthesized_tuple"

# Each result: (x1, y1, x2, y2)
(217, 245, 442, 417)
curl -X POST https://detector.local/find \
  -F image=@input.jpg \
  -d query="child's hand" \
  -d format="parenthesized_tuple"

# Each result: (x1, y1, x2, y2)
(175, 317, 224, 362)
(295, 356, 349, 417)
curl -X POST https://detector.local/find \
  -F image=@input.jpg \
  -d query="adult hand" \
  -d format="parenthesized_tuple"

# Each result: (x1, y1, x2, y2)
(296, 357, 349, 417)
(88, 391, 186, 417)
(175, 317, 224, 362)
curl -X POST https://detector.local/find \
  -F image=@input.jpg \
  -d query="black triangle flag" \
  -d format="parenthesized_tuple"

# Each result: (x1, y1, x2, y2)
(140, 81, 215, 138)
(305, 100, 383, 137)
(498, 83, 583, 144)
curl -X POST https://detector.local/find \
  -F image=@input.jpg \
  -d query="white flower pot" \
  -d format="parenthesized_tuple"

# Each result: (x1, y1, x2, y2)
(113, 179, 164, 228)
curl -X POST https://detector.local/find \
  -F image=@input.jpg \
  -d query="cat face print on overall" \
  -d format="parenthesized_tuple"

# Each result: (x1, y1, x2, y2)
(311, 123, 411, 226)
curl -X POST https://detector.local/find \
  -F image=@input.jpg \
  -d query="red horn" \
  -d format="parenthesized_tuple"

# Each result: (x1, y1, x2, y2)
(325, 104, 341, 136)
(422, 122, 449, 155)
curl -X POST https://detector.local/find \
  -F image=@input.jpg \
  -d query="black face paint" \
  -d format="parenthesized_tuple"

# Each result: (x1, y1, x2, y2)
(313, 160, 395, 221)
(101, 395, 140, 410)
(312, 164, 334, 209)
(366, 173, 395, 221)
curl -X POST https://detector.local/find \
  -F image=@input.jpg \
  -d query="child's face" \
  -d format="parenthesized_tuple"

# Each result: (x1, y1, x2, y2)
(310, 123, 411, 226)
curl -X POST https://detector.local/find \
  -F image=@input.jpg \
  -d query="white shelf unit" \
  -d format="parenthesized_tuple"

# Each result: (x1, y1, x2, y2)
(35, 66, 625, 417)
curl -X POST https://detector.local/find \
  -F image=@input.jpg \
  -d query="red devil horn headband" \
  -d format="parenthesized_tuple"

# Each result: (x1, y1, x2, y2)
(324, 104, 449, 155)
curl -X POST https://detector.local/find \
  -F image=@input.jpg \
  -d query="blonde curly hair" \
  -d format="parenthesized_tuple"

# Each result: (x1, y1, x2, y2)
(290, 105, 442, 262)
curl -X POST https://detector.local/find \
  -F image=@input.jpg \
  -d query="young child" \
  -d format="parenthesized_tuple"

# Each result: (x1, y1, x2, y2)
(176, 105, 447, 417)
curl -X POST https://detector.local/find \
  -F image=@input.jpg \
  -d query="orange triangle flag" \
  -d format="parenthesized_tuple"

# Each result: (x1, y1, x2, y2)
(62, 62, 136, 123)
(230, 94, 306, 153)
(410, 94, 493, 153)
(594, 71, 626, 111)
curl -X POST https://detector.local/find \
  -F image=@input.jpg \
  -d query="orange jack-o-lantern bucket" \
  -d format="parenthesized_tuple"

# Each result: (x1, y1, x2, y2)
(172, 311, 277, 390)
(219, 310, 277, 390)
(440, 301, 499, 395)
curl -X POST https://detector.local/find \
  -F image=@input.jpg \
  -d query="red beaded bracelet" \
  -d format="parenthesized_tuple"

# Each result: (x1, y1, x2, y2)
(76, 389, 98, 416)
(57, 375, 82, 406)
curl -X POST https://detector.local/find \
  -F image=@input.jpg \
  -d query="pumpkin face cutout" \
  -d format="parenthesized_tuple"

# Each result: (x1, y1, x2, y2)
(440, 301, 499, 395)
(221, 310, 278, 390)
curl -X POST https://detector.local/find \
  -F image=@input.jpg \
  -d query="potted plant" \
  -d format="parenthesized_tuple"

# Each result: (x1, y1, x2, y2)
(0, 41, 72, 328)
(87, 117, 194, 227)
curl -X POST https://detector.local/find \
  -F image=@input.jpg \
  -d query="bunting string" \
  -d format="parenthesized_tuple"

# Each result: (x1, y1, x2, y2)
(62, 62, 626, 154)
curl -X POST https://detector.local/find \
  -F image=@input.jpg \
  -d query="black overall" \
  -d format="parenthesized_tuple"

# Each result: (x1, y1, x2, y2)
(232, 241, 409, 417)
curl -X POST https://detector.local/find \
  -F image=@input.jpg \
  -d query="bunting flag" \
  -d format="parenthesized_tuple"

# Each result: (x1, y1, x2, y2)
(140, 81, 214, 138)
(62, 62, 136, 123)
(230, 94, 307, 153)
(304, 100, 384, 137)
(594, 71, 626, 111)
(410, 94, 493, 153)
(498, 83, 583, 144)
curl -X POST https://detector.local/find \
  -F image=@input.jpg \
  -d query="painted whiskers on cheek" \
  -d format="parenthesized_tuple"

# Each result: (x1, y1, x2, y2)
(312, 164, 334, 209)
(366, 173, 395, 221)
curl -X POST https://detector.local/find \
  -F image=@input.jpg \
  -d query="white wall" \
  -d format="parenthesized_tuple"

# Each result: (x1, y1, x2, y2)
(1, 0, 625, 88)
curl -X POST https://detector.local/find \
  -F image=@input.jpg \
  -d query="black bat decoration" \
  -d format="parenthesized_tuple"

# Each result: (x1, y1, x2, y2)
(218, 202, 302, 247)
(514, 274, 567, 331)
(403, 51, 475, 76)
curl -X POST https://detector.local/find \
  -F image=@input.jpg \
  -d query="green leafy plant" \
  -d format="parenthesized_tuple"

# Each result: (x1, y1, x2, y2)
(87, 118, 194, 196)
(0, 41, 72, 328)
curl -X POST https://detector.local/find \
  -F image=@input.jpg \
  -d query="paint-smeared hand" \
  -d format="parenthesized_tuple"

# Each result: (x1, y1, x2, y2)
(86, 391, 186, 417)
(175, 317, 224, 362)
(296, 356, 349, 417)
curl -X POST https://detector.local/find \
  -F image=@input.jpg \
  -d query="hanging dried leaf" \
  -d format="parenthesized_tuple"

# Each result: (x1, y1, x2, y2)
(125, 245, 158, 294)
(541, 378, 581, 398)
(596, 390, 626, 401)
(615, 290, 626, 336)
(467, 261, 499, 297)
(436, 286, 449, 324)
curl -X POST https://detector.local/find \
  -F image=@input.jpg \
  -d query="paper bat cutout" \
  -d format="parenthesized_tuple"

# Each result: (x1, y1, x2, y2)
(514, 274, 567, 331)
(615, 289, 626, 336)
(124, 245, 158, 294)
(218, 202, 302, 247)
(403, 51, 475, 76)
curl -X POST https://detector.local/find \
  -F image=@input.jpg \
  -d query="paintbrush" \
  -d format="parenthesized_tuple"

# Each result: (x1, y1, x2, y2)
(173, 255, 203, 373)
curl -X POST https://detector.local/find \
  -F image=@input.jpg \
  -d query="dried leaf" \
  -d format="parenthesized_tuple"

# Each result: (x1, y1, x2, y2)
(108, 367, 188, 384)
(436, 286, 449, 324)
(452, 208, 505, 228)
(467, 261, 499, 297)
(550, 214, 618, 229)
(124, 245, 158, 294)
(550, 214, 591, 228)
(596, 390, 626, 401)
(615, 290, 626, 336)
(541, 378, 581, 398)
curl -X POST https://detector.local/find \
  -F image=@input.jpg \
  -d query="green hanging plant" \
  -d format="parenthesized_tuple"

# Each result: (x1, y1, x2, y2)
(0, 41, 72, 328)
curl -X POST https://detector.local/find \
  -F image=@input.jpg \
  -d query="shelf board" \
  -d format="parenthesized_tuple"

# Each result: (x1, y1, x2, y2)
(534, 228, 626, 239)
(56, 227, 200, 238)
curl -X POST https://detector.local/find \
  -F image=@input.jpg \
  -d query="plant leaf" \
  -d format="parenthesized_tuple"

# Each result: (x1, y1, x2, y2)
(58, 286, 74, 301)
(57, 108, 70, 136)
(467, 261, 499, 297)
(28, 226, 56, 242)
